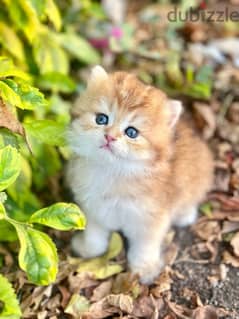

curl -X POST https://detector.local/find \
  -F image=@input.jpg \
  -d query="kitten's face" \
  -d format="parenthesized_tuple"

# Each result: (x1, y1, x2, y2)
(70, 66, 182, 166)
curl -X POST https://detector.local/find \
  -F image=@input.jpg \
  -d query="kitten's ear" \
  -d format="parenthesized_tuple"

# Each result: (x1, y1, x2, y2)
(167, 99, 183, 128)
(88, 65, 108, 85)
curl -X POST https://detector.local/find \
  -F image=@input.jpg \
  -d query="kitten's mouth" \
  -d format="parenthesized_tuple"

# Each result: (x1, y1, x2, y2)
(100, 143, 114, 153)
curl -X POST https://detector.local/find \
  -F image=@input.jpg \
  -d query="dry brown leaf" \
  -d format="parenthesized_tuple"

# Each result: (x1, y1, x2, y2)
(112, 272, 140, 298)
(208, 193, 239, 211)
(0, 245, 14, 267)
(164, 243, 179, 266)
(58, 285, 71, 308)
(165, 299, 191, 319)
(222, 250, 239, 267)
(68, 272, 99, 294)
(91, 280, 112, 302)
(37, 310, 48, 319)
(151, 268, 172, 297)
(132, 295, 164, 318)
(219, 264, 228, 281)
(43, 293, 61, 310)
(0, 99, 24, 136)
(230, 232, 239, 257)
(182, 288, 203, 308)
(106, 294, 134, 314)
(193, 103, 216, 139)
(193, 221, 221, 241)
(84, 297, 119, 319)
(75, 292, 134, 319)
(21, 286, 53, 317)
(221, 221, 239, 234)
(192, 305, 218, 319)
(164, 315, 177, 319)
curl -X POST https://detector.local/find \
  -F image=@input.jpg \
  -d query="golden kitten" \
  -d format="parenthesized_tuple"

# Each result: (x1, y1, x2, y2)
(66, 66, 213, 284)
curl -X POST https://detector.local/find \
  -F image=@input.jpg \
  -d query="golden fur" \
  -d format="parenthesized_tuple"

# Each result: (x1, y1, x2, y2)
(67, 66, 214, 284)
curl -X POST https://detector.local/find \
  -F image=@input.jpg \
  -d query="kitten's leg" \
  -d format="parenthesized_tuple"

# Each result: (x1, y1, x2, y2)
(126, 216, 170, 284)
(71, 220, 110, 258)
(174, 206, 198, 227)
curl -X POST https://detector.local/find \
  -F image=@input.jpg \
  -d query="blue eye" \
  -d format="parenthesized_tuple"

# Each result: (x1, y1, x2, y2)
(125, 126, 139, 139)
(96, 113, 108, 125)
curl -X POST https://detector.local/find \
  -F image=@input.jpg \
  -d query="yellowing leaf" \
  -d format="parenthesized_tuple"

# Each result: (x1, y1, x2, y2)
(0, 146, 21, 191)
(33, 32, 69, 74)
(0, 202, 5, 218)
(77, 233, 123, 279)
(0, 22, 25, 62)
(0, 57, 29, 80)
(65, 294, 90, 317)
(30, 202, 86, 230)
(106, 232, 123, 259)
(45, 0, 62, 31)
(0, 80, 22, 107)
(12, 223, 58, 285)
(0, 274, 22, 318)
(7, 0, 40, 42)
(2, 79, 47, 110)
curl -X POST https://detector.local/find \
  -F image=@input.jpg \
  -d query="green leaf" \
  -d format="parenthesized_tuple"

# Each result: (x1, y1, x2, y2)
(33, 32, 69, 74)
(27, 0, 46, 17)
(0, 274, 22, 319)
(48, 94, 71, 125)
(76, 233, 123, 279)
(11, 223, 58, 285)
(0, 202, 5, 218)
(0, 146, 21, 191)
(28, 142, 61, 189)
(3, 79, 47, 110)
(8, 156, 32, 196)
(30, 203, 86, 230)
(0, 22, 25, 62)
(200, 202, 213, 217)
(5, 193, 41, 222)
(0, 220, 17, 242)
(0, 129, 19, 149)
(37, 72, 76, 93)
(45, 0, 62, 31)
(24, 120, 66, 146)
(0, 57, 29, 79)
(58, 31, 100, 65)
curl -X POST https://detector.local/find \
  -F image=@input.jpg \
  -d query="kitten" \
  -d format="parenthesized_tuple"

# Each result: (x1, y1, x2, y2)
(66, 66, 213, 284)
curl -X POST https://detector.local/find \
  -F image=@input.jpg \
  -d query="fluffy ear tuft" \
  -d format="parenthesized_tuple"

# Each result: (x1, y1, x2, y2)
(89, 65, 108, 83)
(167, 99, 183, 127)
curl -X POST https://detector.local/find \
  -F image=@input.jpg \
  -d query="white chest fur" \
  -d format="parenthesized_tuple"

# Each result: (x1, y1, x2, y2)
(67, 158, 146, 232)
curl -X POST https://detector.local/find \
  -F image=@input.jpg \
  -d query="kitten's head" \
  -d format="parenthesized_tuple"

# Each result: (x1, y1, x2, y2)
(69, 66, 182, 168)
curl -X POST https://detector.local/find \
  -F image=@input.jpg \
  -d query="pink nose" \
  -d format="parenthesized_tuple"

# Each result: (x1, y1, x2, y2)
(105, 134, 116, 143)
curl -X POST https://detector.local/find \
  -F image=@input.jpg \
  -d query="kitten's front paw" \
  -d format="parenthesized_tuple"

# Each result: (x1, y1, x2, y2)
(130, 259, 164, 285)
(71, 232, 108, 258)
